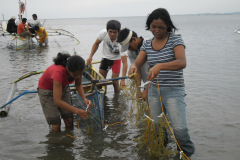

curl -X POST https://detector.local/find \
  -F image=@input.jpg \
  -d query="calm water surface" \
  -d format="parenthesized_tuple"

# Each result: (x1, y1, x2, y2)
(0, 15, 240, 160)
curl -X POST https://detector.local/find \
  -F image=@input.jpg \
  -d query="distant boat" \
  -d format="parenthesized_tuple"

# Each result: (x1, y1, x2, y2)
(235, 29, 240, 34)
(0, 0, 34, 50)
(11, 34, 34, 50)
(0, 0, 80, 50)
(1, 19, 34, 50)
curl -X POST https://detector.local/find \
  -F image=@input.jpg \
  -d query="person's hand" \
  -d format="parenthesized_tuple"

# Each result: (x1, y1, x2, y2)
(76, 109, 88, 120)
(147, 64, 161, 81)
(84, 99, 92, 110)
(86, 57, 92, 65)
(128, 64, 138, 77)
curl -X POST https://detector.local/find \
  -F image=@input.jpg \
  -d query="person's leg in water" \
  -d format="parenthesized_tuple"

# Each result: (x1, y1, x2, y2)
(61, 86, 74, 130)
(38, 88, 62, 132)
(111, 59, 121, 92)
(112, 72, 120, 92)
(51, 124, 61, 132)
(99, 69, 108, 79)
(44, 38, 49, 47)
(99, 58, 110, 79)
(160, 87, 195, 157)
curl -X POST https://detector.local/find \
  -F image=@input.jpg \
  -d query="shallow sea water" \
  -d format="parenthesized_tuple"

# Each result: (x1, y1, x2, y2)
(0, 14, 240, 160)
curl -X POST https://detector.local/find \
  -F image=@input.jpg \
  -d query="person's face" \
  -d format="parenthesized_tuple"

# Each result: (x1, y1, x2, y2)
(128, 37, 139, 51)
(33, 16, 37, 20)
(67, 69, 83, 79)
(107, 29, 118, 41)
(150, 18, 168, 39)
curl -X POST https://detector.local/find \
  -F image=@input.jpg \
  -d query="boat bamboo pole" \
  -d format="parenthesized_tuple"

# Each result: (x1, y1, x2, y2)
(19, 0, 21, 19)
(69, 76, 128, 88)
(0, 89, 37, 116)
(25, 0, 27, 19)
(0, 83, 17, 116)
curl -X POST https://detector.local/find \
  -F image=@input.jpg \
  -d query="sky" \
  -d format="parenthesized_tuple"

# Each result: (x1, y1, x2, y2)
(0, 0, 239, 20)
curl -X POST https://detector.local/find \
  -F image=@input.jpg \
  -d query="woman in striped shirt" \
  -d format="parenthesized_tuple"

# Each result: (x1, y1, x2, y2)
(129, 8, 195, 157)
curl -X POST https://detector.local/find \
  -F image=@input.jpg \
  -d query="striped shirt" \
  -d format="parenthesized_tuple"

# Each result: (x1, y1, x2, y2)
(141, 33, 185, 87)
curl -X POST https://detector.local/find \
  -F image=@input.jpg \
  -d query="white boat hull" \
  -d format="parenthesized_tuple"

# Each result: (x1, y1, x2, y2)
(11, 36, 34, 50)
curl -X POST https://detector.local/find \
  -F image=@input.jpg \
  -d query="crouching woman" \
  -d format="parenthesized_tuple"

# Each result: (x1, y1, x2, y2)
(38, 52, 92, 132)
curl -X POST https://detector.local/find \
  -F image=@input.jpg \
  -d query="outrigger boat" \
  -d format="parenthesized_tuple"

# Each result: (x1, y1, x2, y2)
(0, 0, 80, 50)
(11, 34, 34, 50)
(0, 19, 34, 50)
(0, 0, 34, 50)
(0, 64, 107, 128)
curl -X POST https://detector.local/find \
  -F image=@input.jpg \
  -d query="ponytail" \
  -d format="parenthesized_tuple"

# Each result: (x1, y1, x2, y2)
(53, 52, 85, 72)
(53, 52, 71, 67)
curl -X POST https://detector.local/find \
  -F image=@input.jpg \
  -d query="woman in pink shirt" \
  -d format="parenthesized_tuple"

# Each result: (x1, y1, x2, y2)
(38, 52, 92, 132)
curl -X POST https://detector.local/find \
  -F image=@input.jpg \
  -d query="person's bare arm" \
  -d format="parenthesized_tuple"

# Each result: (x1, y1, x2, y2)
(53, 80, 89, 119)
(86, 39, 102, 65)
(75, 77, 92, 108)
(128, 50, 147, 76)
(120, 55, 127, 87)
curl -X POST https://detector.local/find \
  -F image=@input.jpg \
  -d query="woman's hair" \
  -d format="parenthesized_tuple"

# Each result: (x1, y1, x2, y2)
(53, 52, 85, 72)
(106, 20, 121, 32)
(146, 8, 177, 33)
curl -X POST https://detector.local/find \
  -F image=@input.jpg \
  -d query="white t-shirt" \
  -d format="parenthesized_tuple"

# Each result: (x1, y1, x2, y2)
(97, 29, 127, 60)
(15, 19, 20, 25)
(29, 20, 42, 27)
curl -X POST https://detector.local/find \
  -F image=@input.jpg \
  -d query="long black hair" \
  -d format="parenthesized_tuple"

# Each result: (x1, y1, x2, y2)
(53, 52, 85, 72)
(146, 8, 177, 33)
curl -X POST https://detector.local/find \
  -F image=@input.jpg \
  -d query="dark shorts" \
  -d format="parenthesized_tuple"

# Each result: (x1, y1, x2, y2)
(99, 58, 121, 73)
(38, 86, 73, 125)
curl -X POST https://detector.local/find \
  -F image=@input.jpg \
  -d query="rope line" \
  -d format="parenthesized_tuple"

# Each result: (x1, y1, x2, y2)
(66, 74, 190, 159)
(156, 78, 190, 160)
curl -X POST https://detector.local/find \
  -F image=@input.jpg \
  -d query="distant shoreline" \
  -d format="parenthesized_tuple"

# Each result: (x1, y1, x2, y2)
(0, 12, 239, 20)
(68, 12, 240, 19)
(174, 12, 240, 16)
(57, 12, 240, 19)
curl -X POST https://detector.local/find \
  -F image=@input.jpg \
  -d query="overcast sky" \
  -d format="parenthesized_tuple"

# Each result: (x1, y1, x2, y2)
(1, 0, 239, 20)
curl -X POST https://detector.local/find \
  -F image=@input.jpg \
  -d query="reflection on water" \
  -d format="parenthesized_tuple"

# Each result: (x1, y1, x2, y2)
(39, 130, 75, 160)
